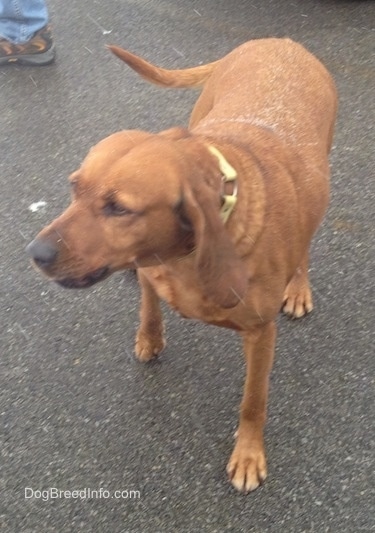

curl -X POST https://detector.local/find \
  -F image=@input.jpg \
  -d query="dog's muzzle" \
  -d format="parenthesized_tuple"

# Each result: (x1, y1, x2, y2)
(55, 267, 110, 289)
(26, 238, 110, 289)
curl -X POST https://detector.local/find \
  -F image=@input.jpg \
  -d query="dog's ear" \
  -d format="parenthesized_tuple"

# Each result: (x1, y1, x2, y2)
(158, 127, 191, 141)
(88, 130, 157, 161)
(181, 175, 248, 309)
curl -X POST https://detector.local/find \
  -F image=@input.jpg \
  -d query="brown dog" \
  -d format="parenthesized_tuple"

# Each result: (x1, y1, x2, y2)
(26, 39, 337, 492)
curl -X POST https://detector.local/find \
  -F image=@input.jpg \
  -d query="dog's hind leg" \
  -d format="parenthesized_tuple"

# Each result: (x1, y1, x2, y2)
(135, 270, 166, 362)
(282, 252, 313, 318)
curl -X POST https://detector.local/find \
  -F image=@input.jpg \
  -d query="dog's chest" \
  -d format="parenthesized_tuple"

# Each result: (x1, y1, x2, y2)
(140, 263, 271, 330)
(142, 264, 227, 323)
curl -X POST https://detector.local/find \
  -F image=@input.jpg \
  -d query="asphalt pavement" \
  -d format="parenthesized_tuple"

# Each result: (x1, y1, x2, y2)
(1, 0, 374, 531)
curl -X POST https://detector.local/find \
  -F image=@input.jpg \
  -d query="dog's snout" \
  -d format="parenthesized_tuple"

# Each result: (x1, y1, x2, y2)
(26, 238, 58, 269)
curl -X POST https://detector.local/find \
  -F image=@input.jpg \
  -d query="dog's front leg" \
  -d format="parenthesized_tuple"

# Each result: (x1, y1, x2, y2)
(227, 321, 276, 492)
(135, 269, 166, 362)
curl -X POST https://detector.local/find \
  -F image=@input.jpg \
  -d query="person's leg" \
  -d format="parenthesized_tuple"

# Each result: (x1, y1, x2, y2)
(0, 0, 54, 65)
(0, 0, 48, 42)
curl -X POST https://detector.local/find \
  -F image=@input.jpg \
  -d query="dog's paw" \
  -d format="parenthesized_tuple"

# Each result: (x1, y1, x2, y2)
(135, 331, 166, 362)
(226, 440, 267, 492)
(282, 276, 313, 319)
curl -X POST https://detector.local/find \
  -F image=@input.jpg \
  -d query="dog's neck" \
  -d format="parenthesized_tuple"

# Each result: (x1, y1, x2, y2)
(207, 145, 238, 224)
(200, 116, 275, 134)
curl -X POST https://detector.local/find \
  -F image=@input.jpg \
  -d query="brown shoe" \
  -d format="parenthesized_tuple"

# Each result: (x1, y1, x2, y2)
(0, 25, 55, 66)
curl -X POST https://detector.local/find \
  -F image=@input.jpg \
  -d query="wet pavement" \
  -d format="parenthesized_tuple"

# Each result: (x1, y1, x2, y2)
(1, 0, 374, 531)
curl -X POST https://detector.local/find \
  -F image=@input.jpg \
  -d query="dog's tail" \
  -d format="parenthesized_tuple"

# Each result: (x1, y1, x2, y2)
(108, 45, 220, 88)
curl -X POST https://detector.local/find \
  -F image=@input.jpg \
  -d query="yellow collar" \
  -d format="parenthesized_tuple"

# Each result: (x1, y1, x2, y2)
(207, 145, 238, 223)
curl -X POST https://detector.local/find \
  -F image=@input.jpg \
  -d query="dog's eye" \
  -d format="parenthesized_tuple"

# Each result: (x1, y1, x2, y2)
(103, 199, 132, 217)
(70, 179, 79, 194)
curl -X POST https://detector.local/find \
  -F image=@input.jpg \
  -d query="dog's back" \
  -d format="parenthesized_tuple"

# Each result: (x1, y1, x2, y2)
(109, 38, 337, 153)
(109, 38, 337, 236)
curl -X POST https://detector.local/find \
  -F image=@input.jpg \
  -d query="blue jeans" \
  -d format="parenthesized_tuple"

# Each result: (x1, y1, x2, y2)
(0, 0, 49, 43)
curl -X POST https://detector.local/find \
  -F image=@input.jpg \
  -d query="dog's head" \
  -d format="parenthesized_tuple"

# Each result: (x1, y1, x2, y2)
(26, 128, 247, 307)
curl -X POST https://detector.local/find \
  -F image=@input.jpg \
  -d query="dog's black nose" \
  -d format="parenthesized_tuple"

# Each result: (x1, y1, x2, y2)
(26, 238, 58, 268)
